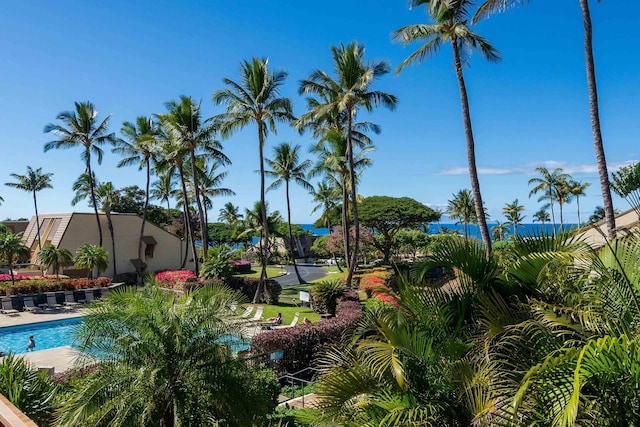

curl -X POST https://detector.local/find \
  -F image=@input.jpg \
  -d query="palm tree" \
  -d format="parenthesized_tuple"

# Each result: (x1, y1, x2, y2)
(150, 172, 176, 212)
(155, 122, 198, 272)
(55, 283, 279, 426)
(44, 101, 116, 246)
(161, 97, 227, 258)
(567, 179, 591, 226)
(310, 180, 343, 271)
(96, 182, 117, 276)
(502, 198, 526, 237)
(74, 244, 108, 279)
(299, 42, 397, 285)
(240, 201, 283, 285)
(37, 243, 73, 283)
(476, 0, 616, 240)
(115, 116, 158, 281)
(533, 208, 550, 231)
(190, 158, 235, 233)
(219, 202, 243, 228)
(528, 166, 570, 237)
(4, 166, 53, 255)
(611, 161, 640, 217)
(393, 0, 499, 257)
(266, 142, 313, 283)
(491, 221, 510, 241)
(213, 58, 294, 302)
(447, 189, 476, 238)
(0, 232, 30, 286)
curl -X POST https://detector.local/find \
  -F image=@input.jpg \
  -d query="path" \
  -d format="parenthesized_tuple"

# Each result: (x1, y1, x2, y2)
(273, 264, 330, 286)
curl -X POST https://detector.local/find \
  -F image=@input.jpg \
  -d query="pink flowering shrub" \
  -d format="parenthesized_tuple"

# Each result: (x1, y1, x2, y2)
(0, 274, 33, 281)
(230, 260, 252, 274)
(155, 270, 198, 288)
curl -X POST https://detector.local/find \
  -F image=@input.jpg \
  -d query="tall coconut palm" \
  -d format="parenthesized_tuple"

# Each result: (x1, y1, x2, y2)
(4, 166, 53, 255)
(150, 172, 176, 212)
(611, 161, 640, 217)
(96, 182, 117, 276)
(55, 283, 279, 427)
(492, 221, 510, 241)
(528, 166, 570, 237)
(393, 0, 499, 257)
(37, 243, 73, 283)
(554, 178, 574, 231)
(75, 244, 108, 279)
(155, 122, 198, 272)
(0, 232, 29, 286)
(533, 208, 550, 231)
(475, 0, 616, 240)
(447, 189, 476, 238)
(213, 58, 294, 303)
(115, 116, 158, 281)
(266, 142, 313, 284)
(300, 42, 397, 285)
(162, 96, 227, 257)
(240, 201, 283, 285)
(189, 158, 235, 233)
(567, 179, 591, 226)
(219, 202, 243, 228)
(502, 199, 526, 237)
(44, 101, 116, 246)
(310, 180, 343, 271)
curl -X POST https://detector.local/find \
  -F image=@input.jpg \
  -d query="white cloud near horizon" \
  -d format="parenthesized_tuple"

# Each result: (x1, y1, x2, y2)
(436, 160, 637, 176)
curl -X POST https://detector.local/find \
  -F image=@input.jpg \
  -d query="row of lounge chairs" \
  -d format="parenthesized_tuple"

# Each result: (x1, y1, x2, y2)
(231, 304, 299, 330)
(0, 288, 103, 316)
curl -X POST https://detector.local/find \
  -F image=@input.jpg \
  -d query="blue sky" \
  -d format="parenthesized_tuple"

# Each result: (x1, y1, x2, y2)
(0, 1, 637, 225)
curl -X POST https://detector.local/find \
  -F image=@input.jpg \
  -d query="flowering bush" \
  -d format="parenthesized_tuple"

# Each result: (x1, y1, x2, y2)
(0, 273, 33, 281)
(252, 290, 362, 374)
(358, 275, 387, 298)
(230, 260, 252, 274)
(373, 289, 399, 307)
(155, 270, 198, 288)
(0, 277, 112, 296)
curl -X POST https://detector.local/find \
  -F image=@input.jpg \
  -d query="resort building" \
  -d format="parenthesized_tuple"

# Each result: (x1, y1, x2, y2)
(576, 207, 640, 248)
(21, 212, 194, 277)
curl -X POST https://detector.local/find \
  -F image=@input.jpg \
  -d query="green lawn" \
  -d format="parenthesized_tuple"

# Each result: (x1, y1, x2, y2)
(233, 266, 286, 279)
(239, 284, 320, 324)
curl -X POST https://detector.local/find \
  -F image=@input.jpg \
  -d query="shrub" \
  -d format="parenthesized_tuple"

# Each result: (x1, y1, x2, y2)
(231, 259, 252, 274)
(311, 279, 345, 316)
(0, 277, 112, 296)
(155, 270, 198, 288)
(112, 272, 138, 285)
(252, 291, 362, 374)
(222, 276, 281, 304)
(358, 275, 387, 298)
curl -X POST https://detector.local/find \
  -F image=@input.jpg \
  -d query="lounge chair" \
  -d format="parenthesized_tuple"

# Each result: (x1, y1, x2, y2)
(23, 297, 41, 313)
(244, 306, 264, 325)
(229, 301, 238, 313)
(44, 293, 63, 310)
(63, 291, 80, 307)
(274, 312, 299, 330)
(237, 306, 254, 319)
(0, 297, 19, 316)
(78, 289, 95, 304)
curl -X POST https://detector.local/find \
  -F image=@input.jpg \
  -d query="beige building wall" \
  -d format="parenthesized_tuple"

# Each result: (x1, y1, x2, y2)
(575, 207, 639, 248)
(24, 212, 195, 277)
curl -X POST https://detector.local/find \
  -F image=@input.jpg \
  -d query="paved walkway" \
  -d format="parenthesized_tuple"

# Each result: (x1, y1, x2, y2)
(20, 346, 92, 374)
(278, 393, 318, 409)
(0, 309, 85, 328)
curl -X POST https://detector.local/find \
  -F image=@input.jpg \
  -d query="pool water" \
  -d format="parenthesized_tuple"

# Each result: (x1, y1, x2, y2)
(0, 318, 83, 354)
(0, 318, 249, 355)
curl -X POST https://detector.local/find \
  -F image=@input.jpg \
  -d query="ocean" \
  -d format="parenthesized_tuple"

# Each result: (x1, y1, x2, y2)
(299, 223, 576, 238)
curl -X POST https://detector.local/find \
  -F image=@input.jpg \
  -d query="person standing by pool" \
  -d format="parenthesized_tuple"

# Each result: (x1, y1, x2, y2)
(26, 336, 35, 352)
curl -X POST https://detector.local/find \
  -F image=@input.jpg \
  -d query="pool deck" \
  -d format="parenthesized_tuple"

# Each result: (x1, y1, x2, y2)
(0, 308, 86, 328)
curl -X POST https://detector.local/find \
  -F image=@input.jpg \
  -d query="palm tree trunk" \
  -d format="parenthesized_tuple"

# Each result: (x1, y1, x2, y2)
(86, 157, 103, 246)
(138, 162, 150, 285)
(549, 195, 557, 237)
(452, 39, 492, 257)
(179, 167, 198, 275)
(106, 210, 117, 276)
(32, 191, 42, 254)
(580, 0, 616, 240)
(286, 181, 305, 284)
(189, 152, 209, 258)
(181, 209, 189, 269)
(559, 202, 564, 232)
(346, 111, 360, 286)
(577, 196, 582, 227)
(341, 179, 350, 270)
(256, 119, 270, 303)
(9, 256, 15, 287)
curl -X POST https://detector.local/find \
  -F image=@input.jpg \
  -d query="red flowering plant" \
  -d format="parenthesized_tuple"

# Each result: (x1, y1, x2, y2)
(155, 270, 198, 289)
(358, 275, 387, 298)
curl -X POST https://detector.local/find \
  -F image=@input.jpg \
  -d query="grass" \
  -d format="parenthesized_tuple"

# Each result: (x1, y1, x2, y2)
(233, 266, 286, 279)
(239, 284, 320, 324)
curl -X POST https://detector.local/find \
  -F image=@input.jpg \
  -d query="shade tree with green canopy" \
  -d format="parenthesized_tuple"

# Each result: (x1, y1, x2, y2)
(359, 196, 440, 263)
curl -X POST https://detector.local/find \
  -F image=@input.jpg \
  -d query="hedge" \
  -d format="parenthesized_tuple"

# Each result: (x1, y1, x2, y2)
(251, 290, 362, 374)
(0, 277, 112, 296)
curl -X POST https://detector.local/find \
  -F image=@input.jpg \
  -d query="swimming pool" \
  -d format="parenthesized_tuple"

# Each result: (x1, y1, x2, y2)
(0, 318, 250, 355)
(0, 317, 83, 354)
